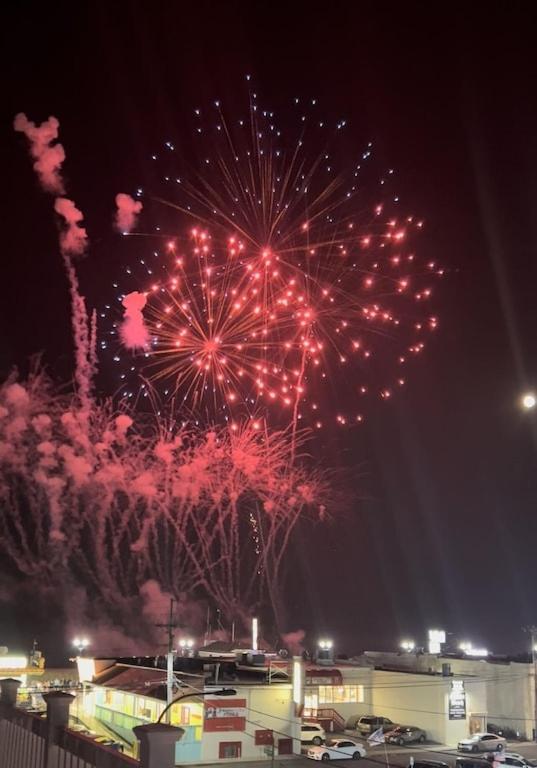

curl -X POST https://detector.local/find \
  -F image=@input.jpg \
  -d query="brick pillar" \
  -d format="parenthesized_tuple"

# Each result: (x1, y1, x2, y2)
(43, 691, 74, 768)
(0, 678, 20, 719)
(134, 723, 184, 768)
(0, 678, 21, 706)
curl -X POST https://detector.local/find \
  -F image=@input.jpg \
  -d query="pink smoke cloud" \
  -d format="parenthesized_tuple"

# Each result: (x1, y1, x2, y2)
(115, 193, 143, 233)
(281, 629, 306, 655)
(120, 291, 149, 349)
(13, 113, 66, 194)
(54, 197, 87, 255)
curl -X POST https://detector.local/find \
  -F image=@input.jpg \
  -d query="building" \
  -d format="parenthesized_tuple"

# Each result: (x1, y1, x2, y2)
(303, 661, 487, 746)
(76, 655, 302, 762)
(361, 650, 535, 740)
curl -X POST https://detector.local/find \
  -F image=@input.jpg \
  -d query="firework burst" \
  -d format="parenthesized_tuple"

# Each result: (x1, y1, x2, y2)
(106, 84, 442, 428)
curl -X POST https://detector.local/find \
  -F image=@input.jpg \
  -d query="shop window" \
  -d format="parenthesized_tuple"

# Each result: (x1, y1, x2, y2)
(135, 697, 154, 720)
(319, 685, 364, 704)
(171, 704, 191, 726)
(219, 741, 242, 759)
(124, 694, 134, 716)
(304, 691, 319, 714)
(112, 691, 124, 710)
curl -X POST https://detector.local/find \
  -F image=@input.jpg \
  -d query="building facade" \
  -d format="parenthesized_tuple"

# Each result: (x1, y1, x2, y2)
(363, 651, 534, 740)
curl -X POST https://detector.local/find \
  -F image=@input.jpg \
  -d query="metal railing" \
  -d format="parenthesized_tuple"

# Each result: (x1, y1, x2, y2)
(0, 679, 183, 768)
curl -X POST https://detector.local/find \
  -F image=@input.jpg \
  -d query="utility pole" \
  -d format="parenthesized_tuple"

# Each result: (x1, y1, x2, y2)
(523, 625, 537, 741)
(156, 598, 177, 723)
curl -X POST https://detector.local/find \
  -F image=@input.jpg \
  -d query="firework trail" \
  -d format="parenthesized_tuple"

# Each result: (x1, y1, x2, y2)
(0, 369, 326, 633)
(14, 114, 94, 415)
(6, 89, 441, 641)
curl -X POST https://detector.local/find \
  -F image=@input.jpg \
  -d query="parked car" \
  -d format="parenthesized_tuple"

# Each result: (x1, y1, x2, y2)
(411, 762, 449, 768)
(387, 725, 426, 745)
(301, 723, 326, 745)
(356, 716, 396, 736)
(488, 724, 522, 741)
(308, 739, 367, 761)
(456, 757, 493, 768)
(458, 733, 506, 753)
(500, 753, 537, 768)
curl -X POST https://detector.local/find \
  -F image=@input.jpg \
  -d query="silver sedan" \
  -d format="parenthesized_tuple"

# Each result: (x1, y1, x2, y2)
(387, 726, 426, 746)
(458, 733, 507, 753)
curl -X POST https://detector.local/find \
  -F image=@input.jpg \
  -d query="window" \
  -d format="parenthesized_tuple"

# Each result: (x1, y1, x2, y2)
(135, 697, 155, 720)
(219, 742, 242, 759)
(319, 685, 364, 704)
(123, 694, 134, 716)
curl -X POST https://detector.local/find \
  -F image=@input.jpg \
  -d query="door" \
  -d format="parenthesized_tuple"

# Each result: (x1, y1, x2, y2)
(469, 715, 486, 735)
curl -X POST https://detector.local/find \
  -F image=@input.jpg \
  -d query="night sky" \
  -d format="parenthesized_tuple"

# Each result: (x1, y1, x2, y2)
(2, 2, 537, 663)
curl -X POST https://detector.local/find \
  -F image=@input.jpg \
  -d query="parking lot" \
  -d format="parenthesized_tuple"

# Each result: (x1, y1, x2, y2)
(291, 740, 537, 768)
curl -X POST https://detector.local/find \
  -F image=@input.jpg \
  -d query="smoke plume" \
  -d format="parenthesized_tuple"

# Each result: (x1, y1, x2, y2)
(120, 291, 149, 349)
(115, 193, 143, 233)
(54, 197, 87, 256)
(13, 113, 66, 194)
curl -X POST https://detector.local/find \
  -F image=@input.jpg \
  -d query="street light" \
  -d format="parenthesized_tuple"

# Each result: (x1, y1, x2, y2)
(157, 687, 237, 724)
(459, 641, 488, 656)
(400, 640, 415, 652)
(73, 637, 89, 655)
(178, 638, 194, 654)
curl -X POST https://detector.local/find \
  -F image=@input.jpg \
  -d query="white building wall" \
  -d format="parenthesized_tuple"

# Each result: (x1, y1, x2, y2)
(200, 684, 299, 762)
(368, 670, 487, 747)
(363, 652, 534, 739)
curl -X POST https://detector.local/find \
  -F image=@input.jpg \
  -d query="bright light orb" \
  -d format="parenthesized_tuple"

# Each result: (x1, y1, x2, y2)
(522, 393, 536, 410)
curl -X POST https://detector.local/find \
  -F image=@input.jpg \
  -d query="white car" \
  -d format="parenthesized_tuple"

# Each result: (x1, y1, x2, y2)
(500, 753, 537, 768)
(301, 723, 326, 745)
(458, 733, 506, 753)
(308, 739, 366, 761)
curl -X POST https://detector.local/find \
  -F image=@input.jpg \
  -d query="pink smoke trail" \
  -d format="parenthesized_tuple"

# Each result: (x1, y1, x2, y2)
(54, 197, 87, 256)
(115, 193, 143, 233)
(13, 113, 65, 195)
(120, 291, 149, 349)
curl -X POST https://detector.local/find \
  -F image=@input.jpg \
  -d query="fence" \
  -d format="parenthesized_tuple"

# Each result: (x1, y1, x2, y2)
(0, 679, 183, 768)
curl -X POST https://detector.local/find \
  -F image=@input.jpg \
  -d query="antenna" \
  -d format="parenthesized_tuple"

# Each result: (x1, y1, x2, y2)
(155, 598, 177, 720)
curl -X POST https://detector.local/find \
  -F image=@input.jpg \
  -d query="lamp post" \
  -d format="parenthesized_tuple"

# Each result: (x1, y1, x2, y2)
(72, 637, 89, 656)
(400, 640, 415, 653)
(157, 688, 237, 725)
(178, 639, 194, 657)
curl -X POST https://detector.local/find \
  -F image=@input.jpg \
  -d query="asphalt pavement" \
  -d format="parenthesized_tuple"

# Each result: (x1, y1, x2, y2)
(196, 740, 537, 768)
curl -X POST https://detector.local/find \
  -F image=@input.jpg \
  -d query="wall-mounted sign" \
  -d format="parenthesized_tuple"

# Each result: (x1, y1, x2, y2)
(204, 699, 247, 732)
(449, 679, 466, 720)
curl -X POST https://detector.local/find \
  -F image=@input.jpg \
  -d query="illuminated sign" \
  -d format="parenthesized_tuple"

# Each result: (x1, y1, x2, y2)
(428, 629, 446, 654)
(449, 679, 466, 720)
(0, 656, 28, 669)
